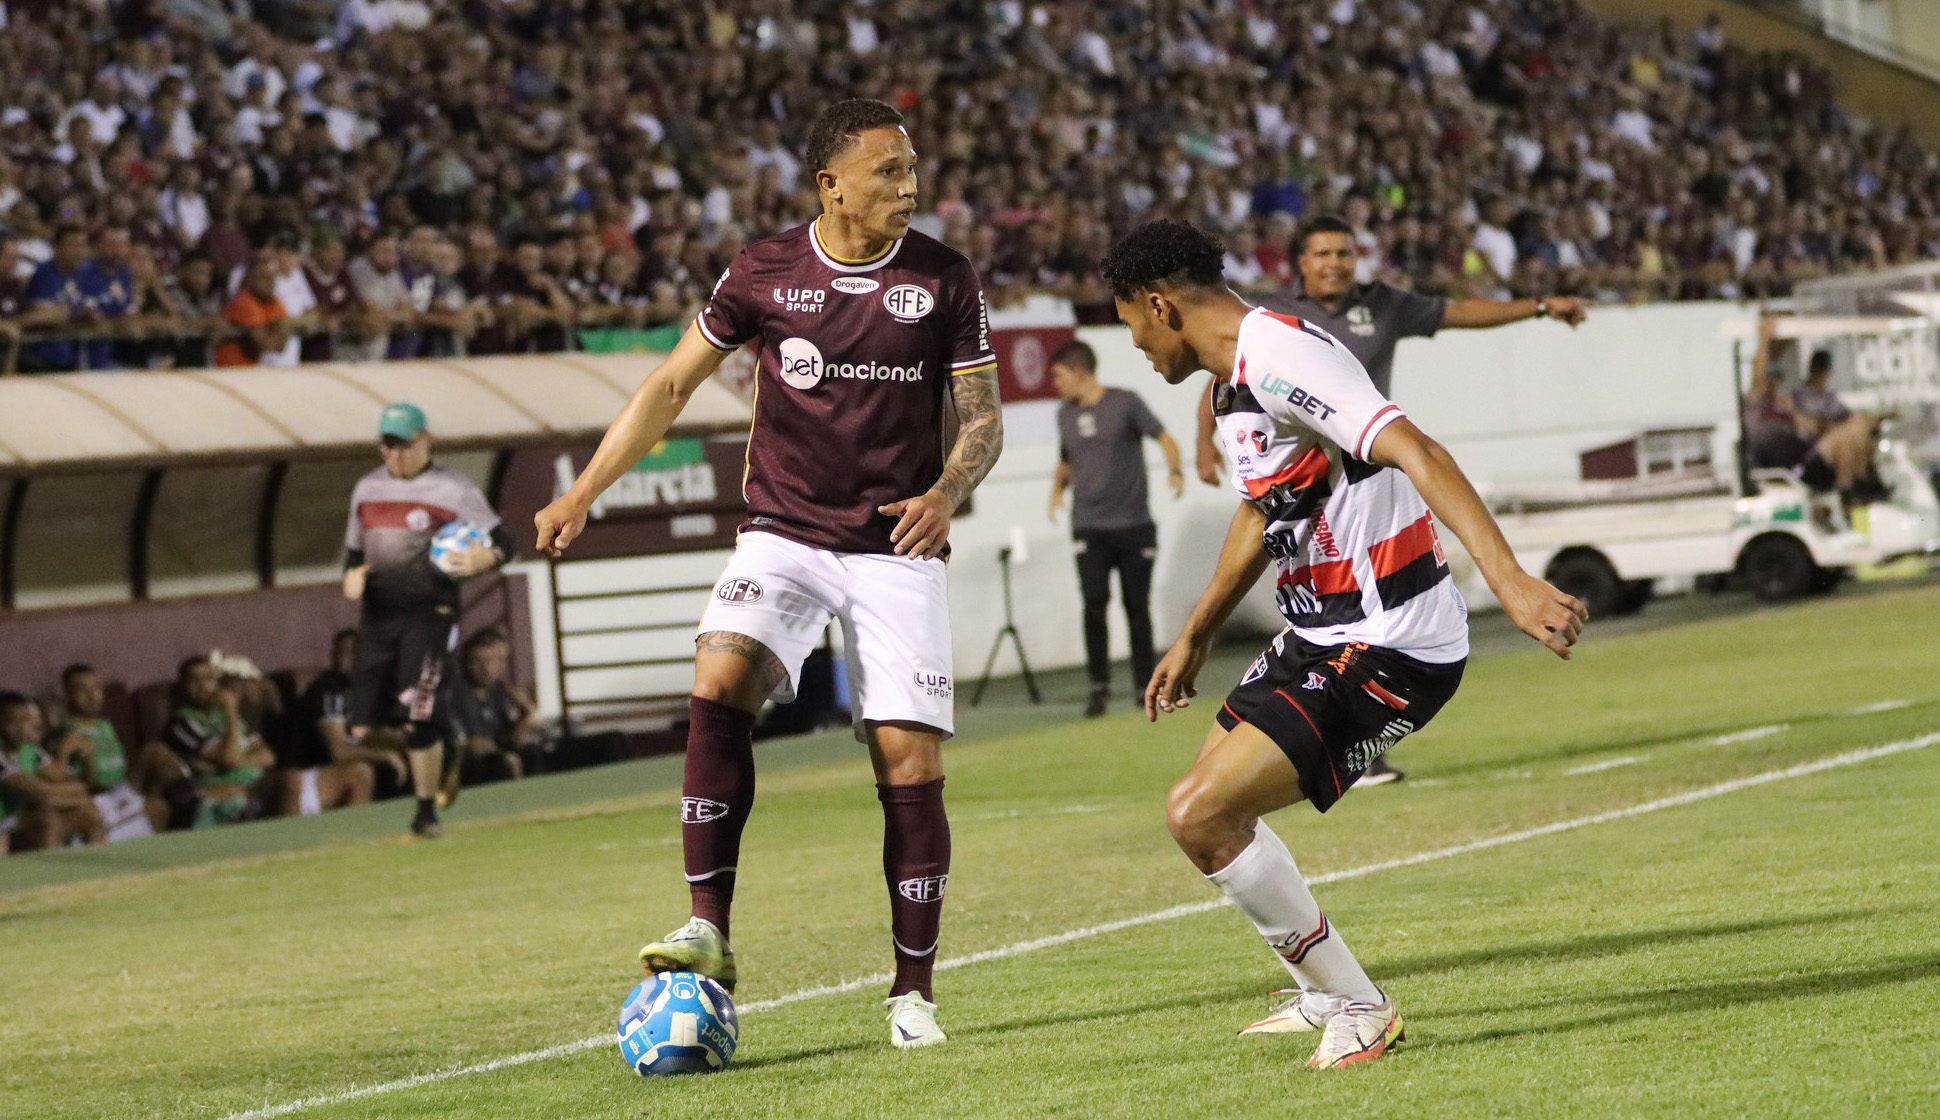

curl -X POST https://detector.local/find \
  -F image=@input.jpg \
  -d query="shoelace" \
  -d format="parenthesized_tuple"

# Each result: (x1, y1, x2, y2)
(884, 995, 934, 1019)
(1314, 1002, 1386, 1053)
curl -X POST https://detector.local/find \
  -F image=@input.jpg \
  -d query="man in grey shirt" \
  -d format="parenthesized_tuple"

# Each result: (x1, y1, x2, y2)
(1049, 341, 1184, 716)
(1195, 212, 1587, 784)
(343, 402, 511, 837)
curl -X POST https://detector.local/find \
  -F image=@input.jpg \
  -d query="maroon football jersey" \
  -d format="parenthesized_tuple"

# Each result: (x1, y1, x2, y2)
(697, 221, 997, 554)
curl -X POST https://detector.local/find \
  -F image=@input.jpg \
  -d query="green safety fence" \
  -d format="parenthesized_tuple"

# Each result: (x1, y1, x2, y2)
(577, 325, 684, 353)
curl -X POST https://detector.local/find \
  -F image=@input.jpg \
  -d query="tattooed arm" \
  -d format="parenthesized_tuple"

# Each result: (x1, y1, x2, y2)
(878, 367, 1005, 559)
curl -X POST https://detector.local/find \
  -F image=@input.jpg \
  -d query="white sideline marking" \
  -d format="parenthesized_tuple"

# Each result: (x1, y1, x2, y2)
(959, 803, 1112, 822)
(1564, 756, 1640, 776)
(1709, 723, 1790, 746)
(1847, 699, 1912, 715)
(219, 731, 1939, 1120)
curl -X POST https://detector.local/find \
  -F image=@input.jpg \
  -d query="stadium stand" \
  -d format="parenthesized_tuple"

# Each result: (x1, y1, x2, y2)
(0, 1, 1937, 370)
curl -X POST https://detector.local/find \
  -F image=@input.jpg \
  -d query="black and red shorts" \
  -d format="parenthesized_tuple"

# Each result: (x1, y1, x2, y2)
(1215, 633, 1464, 812)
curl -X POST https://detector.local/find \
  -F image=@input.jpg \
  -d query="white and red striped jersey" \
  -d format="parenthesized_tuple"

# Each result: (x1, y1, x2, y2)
(1215, 308, 1468, 662)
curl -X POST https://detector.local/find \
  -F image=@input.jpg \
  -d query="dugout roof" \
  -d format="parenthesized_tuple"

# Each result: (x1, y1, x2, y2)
(0, 353, 750, 472)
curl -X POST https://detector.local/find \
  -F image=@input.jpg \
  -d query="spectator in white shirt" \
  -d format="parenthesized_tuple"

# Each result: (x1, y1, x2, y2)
(1223, 230, 1266, 291)
(1472, 197, 1519, 286)
(64, 75, 128, 146)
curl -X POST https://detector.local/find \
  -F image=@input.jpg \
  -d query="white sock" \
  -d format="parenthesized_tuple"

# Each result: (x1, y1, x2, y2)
(1205, 823, 1382, 1003)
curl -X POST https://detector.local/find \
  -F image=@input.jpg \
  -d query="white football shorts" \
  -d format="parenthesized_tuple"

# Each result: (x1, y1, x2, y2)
(696, 529, 955, 738)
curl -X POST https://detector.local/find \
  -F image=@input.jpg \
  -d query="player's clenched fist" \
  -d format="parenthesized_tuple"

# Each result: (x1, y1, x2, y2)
(535, 497, 590, 558)
(1496, 571, 1588, 659)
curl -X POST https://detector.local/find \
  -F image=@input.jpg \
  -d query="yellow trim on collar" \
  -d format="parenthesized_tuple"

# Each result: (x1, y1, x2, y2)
(813, 217, 895, 265)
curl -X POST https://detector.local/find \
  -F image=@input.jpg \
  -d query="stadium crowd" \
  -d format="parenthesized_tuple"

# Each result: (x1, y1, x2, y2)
(0, 1, 1937, 371)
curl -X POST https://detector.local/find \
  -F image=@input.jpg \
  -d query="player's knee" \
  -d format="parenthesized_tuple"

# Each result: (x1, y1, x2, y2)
(690, 676, 757, 710)
(691, 655, 771, 713)
(1165, 773, 1224, 852)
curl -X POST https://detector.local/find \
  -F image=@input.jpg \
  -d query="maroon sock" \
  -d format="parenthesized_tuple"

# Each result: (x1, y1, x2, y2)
(683, 696, 756, 942)
(879, 778, 951, 1000)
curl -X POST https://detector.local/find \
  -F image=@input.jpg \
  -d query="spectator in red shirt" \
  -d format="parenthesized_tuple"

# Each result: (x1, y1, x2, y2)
(215, 256, 288, 367)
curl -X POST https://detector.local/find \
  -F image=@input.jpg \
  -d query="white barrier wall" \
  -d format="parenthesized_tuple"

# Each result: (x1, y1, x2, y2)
(938, 301, 1751, 693)
(519, 301, 1754, 719)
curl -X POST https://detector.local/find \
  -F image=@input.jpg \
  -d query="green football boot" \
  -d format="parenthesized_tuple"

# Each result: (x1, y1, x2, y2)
(638, 917, 737, 993)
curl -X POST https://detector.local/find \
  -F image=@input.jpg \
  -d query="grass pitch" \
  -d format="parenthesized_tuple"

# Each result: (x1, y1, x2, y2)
(6, 584, 1940, 1119)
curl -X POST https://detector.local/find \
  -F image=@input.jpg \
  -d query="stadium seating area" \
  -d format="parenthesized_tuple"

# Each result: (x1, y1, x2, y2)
(0, 629, 568, 850)
(0, 1, 1937, 371)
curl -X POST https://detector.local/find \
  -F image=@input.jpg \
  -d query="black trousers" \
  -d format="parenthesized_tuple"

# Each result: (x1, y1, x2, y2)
(351, 604, 459, 737)
(1073, 524, 1158, 693)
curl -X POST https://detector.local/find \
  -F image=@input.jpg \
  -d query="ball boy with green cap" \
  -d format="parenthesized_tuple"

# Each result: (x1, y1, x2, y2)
(343, 402, 512, 837)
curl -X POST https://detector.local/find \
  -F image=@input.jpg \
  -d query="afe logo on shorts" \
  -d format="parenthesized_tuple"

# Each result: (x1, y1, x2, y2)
(883, 284, 934, 322)
(898, 874, 948, 903)
(777, 337, 824, 389)
(1303, 671, 1327, 691)
(832, 276, 881, 295)
(717, 578, 763, 604)
(1249, 431, 1269, 454)
(681, 797, 730, 823)
(405, 507, 433, 531)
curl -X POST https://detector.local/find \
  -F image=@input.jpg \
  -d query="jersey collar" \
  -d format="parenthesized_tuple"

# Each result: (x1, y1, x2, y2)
(809, 219, 904, 273)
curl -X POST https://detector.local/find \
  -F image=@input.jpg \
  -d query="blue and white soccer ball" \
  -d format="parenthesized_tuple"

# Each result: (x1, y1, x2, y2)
(428, 520, 492, 578)
(617, 971, 739, 1076)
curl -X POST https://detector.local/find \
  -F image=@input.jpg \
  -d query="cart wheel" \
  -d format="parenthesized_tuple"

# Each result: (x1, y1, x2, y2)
(1545, 549, 1626, 618)
(1737, 533, 1818, 601)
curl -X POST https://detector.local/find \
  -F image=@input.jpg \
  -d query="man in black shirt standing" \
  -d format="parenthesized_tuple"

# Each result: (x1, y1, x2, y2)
(1050, 340, 1184, 716)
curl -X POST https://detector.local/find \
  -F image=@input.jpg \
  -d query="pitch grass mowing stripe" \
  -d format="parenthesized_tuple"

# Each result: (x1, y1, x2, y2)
(1709, 723, 1791, 746)
(218, 730, 1940, 1120)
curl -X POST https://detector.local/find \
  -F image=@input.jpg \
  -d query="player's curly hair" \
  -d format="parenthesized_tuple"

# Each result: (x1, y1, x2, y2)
(1099, 219, 1227, 300)
(805, 99, 906, 173)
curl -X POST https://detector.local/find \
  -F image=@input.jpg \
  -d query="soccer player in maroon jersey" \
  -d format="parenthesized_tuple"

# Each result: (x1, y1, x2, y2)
(535, 100, 1002, 1049)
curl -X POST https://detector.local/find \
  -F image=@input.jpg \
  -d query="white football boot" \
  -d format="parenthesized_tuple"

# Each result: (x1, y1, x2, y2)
(1238, 989, 1344, 1035)
(1307, 993, 1405, 1069)
(883, 992, 947, 1049)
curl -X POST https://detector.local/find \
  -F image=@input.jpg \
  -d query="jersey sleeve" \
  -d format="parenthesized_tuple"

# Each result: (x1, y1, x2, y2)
(453, 476, 501, 531)
(343, 477, 368, 553)
(1387, 285, 1447, 339)
(1129, 392, 1165, 438)
(1247, 318, 1406, 460)
(943, 259, 996, 378)
(694, 249, 758, 352)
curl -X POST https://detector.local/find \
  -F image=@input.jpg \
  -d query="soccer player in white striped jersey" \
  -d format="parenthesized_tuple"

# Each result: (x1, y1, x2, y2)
(1101, 220, 1585, 1069)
